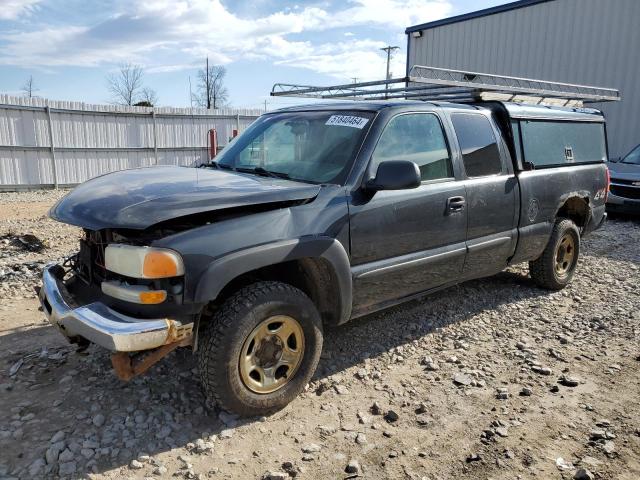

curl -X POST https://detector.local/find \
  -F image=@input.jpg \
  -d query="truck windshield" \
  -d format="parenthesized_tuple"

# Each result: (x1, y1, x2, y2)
(214, 111, 375, 184)
(621, 144, 640, 165)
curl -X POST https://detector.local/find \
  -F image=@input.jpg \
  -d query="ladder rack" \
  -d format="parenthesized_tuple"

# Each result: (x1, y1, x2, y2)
(271, 65, 620, 107)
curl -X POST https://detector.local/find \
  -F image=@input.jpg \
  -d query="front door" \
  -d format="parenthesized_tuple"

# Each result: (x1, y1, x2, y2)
(349, 112, 467, 313)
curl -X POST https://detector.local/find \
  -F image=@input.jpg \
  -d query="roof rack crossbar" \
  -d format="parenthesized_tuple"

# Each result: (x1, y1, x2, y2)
(270, 65, 620, 105)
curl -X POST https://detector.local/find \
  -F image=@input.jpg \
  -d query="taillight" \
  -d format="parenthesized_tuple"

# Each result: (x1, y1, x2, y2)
(605, 166, 610, 202)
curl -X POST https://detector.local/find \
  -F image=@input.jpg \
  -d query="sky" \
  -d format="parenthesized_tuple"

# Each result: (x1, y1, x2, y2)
(0, 0, 510, 110)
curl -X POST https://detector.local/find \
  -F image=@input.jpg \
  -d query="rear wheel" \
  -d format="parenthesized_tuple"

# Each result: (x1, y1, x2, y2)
(529, 218, 580, 290)
(198, 281, 323, 416)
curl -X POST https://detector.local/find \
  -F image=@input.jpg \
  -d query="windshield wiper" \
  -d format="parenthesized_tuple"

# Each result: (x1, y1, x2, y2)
(200, 160, 235, 170)
(236, 166, 291, 180)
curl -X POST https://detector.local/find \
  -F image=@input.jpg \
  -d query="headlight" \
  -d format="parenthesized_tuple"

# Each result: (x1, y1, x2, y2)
(105, 244, 184, 279)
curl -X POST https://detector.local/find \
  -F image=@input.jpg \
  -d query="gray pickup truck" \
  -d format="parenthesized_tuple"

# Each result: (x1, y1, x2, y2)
(39, 100, 609, 415)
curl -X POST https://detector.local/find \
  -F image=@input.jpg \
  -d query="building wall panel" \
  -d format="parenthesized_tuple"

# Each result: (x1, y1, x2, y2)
(408, 0, 640, 157)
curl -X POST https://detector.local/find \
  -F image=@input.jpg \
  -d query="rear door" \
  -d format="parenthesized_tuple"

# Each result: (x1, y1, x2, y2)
(448, 112, 518, 278)
(349, 111, 467, 313)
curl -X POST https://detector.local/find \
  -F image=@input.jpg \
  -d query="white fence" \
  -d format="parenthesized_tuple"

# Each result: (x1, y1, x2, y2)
(0, 94, 263, 190)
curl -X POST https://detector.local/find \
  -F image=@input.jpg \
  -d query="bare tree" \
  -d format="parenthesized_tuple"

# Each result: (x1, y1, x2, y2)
(136, 87, 158, 107)
(192, 59, 229, 109)
(107, 63, 145, 106)
(21, 75, 39, 98)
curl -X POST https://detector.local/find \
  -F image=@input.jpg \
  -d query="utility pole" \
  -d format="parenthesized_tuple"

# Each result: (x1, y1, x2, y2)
(380, 46, 399, 98)
(188, 76, 193, 108)
(351, 77, 359, 84)
(206, 56, 210, 109)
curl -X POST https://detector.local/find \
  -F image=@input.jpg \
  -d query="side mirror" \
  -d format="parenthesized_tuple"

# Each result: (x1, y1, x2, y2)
(366, 160, 421, 191)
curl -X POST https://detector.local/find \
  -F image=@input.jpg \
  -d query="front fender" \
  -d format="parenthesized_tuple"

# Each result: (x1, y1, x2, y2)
(194, 237, 353, 324)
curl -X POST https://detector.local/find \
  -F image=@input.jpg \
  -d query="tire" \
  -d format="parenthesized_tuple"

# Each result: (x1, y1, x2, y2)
(198, 281, 323, 416)
(529, 218, 580, 290)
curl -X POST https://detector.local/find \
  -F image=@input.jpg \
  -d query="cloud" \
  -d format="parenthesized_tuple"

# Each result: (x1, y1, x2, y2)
(0, 0, 452, 80)
(0, 0, 41, 20)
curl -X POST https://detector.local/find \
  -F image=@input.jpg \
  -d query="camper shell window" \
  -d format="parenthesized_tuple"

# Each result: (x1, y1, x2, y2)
(519, 120, 607, 168)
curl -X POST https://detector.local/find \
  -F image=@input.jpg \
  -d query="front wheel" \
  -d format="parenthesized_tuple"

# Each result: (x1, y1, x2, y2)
(198, 281, 323, 416)
(529, 218, 580, 290)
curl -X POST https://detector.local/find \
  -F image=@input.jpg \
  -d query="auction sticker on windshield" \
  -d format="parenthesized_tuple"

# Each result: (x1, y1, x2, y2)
(325, 115, 369, 129)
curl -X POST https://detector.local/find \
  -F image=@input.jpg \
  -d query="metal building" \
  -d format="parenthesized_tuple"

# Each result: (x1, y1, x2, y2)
(405, 0, 640, 158)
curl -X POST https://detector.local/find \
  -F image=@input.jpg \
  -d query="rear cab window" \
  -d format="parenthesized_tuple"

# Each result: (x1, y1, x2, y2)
(450, 113, 503, 177)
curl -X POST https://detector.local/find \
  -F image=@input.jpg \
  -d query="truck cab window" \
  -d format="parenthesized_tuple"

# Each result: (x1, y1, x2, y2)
(371, 113, 453, 182)
(451, 113, 503, 177)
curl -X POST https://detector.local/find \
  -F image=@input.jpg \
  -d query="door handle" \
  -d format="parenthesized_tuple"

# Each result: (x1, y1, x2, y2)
(447, 196, 466, 212)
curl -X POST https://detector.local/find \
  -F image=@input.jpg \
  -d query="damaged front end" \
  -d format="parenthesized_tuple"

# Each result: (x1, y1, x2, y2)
(39, 227, 199, 381)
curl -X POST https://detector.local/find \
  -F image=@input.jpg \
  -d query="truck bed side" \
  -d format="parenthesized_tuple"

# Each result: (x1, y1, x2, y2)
(485, 102, 609, 265)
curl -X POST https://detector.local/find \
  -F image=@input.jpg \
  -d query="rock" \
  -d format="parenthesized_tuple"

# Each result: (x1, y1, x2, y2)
(574, 468, 595, 480)
(496, 387, 509, 399)
(92, 413, 106, 427)
(218, 410, 239, 427)
(559, 375, 580, 387)
(520, 387, 533, 396)
(602, 441, 615, 454)
(301, 443, 321, 453)
(415, 414, 430, 427)
(28, 458, 45, 477)
(370, 402, 383, 415)
(45, 441, 65, 465)
(334, 384, 349, 395)
(262, 472, 287, 480)
(531, 365, 552, 375)
(384, 410, 399, 423)
(153, 465, 168, 475)
(556, 457, 574, 470)
(466, 453, 482, 463)
(58, 449, 74, 463)
(219, 428, 234, 439)
(453, 374, 473, 386)
(421, 356, 439, 371)
(58, 461, 77, 476)
(50, 430, 66, 443)
(345, 459, 361, 474)
(495, 427, 509, 438)
(80, 448, 94, 459)
(355, 433, 367, 445)
(550, 385, 560, 393)
(193, 438, 214, 454)
(130, 459, 144, 469)
(281, 461, 298, 477)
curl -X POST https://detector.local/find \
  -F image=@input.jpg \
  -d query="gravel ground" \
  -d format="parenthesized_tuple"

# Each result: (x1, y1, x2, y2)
(0, 190, 639, 480)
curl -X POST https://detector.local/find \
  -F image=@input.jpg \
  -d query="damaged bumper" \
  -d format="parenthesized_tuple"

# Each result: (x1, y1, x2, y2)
(39, 264, 193, 352)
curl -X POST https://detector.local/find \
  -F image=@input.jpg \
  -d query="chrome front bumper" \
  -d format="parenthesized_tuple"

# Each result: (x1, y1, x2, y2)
(39, 264, 192, 352)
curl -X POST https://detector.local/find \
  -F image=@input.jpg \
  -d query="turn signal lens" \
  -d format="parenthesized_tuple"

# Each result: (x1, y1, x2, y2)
(143, 251, 183, 278)
(139, 290, 167, 304)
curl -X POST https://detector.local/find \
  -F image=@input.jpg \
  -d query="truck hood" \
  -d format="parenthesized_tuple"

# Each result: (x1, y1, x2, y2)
(50, 166, 321, 230)
(608, 161, 640, 181)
